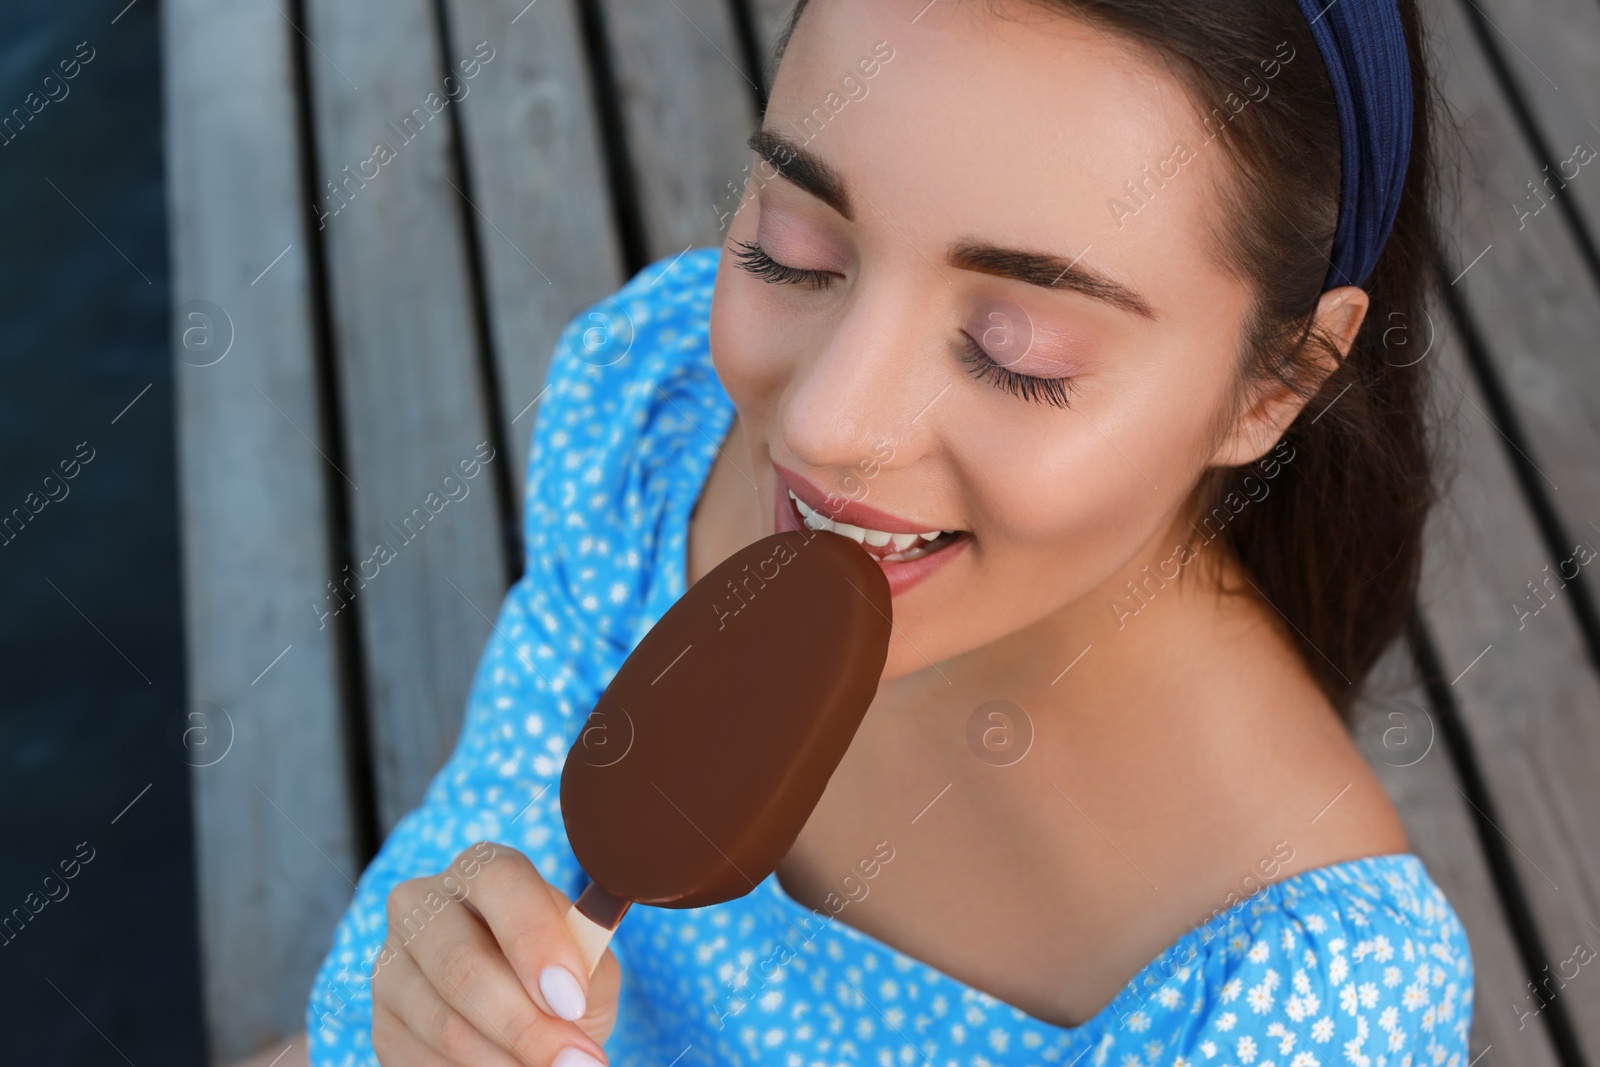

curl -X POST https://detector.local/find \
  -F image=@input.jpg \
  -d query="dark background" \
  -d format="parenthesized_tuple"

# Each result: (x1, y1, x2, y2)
(0, 0, 205, 1062)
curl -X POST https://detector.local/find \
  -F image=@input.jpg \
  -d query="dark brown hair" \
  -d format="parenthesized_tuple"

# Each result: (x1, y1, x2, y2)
(770, 0, 1446, 723)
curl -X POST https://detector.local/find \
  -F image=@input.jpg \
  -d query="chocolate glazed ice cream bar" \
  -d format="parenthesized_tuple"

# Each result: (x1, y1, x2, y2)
(558, 528, 894, 975)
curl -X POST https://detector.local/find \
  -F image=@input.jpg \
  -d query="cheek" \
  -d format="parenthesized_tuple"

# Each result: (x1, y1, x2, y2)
(958, 370, 1224, 574)
(709, 263, 793, 413)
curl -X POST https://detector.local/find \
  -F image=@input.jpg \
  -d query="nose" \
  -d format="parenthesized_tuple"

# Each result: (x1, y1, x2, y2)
(778, 283, 943, 479)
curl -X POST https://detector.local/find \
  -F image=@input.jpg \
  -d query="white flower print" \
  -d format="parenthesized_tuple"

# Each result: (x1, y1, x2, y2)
(1250, 941, 1272, 964)
(1248, 984, 1275, 1014)
(1238, 1036, 1258, 1063)
(1223, 979, 1244, 1003)
(1218, 1012, 1238, 1032)
(1313, 1018, 1336, 1043)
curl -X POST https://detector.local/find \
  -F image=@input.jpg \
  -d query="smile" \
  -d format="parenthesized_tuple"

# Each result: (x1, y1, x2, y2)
(787, 490, 963, 562)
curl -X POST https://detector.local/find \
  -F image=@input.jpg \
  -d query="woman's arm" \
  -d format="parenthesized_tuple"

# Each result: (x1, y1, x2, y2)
(302, 248, 720, 1065)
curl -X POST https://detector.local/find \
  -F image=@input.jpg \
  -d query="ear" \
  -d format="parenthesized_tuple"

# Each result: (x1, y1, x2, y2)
(1208, 285, 1371, 469)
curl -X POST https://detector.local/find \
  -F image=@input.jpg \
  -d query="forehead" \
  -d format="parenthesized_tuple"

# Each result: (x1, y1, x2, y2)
(766, 0, 1239, 311)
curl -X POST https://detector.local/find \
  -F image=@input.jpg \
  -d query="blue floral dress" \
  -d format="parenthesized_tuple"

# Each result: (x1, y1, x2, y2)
(306, 245, 1477, 1067)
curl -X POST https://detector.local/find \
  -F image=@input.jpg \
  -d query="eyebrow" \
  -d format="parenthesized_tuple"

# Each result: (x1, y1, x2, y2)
(946, 243, 1157, 321)
(746, 126, 1158, 321)
(748, 127, 855, 220)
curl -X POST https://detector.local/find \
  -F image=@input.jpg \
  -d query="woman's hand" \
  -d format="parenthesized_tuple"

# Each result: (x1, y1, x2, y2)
(371, 842, 620, 1066)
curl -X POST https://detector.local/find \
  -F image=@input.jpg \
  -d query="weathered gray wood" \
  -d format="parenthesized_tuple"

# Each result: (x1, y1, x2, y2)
(599, 0, 762, 257)
(162, 1, 362, 1060)
(1460, 0, 1600, 241)
(748, 0, 801, 88)
(1355, 605, 1560, 1065)
(440, 0, 627, 512)
(304, 0, 512, 833)
(1414, 311, 1600, 1063)
(1426, 0, 1600, 548)
(1421, 0, 1600, 1054)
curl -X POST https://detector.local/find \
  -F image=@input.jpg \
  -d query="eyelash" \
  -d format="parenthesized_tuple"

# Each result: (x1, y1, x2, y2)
(957, 336, 1076, 409)
(732, 237, 1075, 409)
(731, 238, 836, 289)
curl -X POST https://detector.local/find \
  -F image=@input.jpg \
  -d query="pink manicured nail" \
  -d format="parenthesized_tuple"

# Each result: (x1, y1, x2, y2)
(539, 963, 588, 1021)
(551, 1046, 605, 1067)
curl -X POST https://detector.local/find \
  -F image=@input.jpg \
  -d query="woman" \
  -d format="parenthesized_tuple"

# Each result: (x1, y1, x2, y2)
(307, 0, 1472, 1064)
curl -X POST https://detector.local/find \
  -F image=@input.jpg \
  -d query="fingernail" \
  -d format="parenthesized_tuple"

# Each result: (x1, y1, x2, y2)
(551, 1046, 605, 1067)
(539, 964, 588, 1021)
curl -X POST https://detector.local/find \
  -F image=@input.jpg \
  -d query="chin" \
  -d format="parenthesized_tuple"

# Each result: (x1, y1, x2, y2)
(879, 646, 924, 684)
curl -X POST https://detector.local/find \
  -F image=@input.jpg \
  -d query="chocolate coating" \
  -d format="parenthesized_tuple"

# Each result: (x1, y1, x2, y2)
(560, 528, 892, 909)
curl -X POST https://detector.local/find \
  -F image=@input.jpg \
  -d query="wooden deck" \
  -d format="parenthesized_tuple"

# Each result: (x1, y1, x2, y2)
(161, 0, 1600, 1063)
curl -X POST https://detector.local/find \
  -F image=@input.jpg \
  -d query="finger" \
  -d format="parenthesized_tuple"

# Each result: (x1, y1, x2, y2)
(372, 1003, 453, 1067)
(574, 941, 621, 1046)
(385, 946, 528, 1067)
(466, 846, 596, 1023)
(391, 872, 608, 1066)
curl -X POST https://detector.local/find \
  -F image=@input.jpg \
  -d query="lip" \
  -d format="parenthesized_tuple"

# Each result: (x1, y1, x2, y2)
(771, 461, 952, 535)
(770, 461, 971, 599)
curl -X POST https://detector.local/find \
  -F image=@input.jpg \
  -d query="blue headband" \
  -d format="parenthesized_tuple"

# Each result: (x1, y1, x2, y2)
(1292, 0, 1414, 290)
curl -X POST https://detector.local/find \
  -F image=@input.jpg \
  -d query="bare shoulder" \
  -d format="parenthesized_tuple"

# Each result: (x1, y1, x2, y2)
(1192, 608, 1413, 888)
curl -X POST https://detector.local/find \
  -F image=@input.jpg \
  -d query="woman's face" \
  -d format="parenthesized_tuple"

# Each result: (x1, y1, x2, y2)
(709, 0, 1274, 682)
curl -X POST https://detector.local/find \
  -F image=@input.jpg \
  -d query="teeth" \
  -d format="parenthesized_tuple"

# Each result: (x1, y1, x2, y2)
(789, 489, 952, 550)
(833, 521, 867, 544)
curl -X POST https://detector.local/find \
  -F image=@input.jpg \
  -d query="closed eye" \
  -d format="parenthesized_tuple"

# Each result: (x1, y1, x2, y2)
(958, 334, 1075, 409)
(731, 239, 836, 290)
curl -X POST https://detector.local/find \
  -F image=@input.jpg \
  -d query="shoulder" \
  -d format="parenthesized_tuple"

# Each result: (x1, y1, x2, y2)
(1094, 854, 1475, 1067)
(543, 243, 723, 412)
(525, 244, 725, 499)
(518, 245, 734, 643)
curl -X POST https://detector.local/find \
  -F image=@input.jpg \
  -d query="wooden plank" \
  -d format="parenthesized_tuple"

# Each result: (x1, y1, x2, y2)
(599, 0, 762, 258)
(440, 0, 627, 512)
(303, 0, 513, 833)
(1425, 0, 1600, 551)
(1413, 309, 1600, 1061)
(1421, 0, 1600, 1054)
(747, 0, 801, 89)
(161, 1, 361, 1059)
(1355, 635, 1561, 1067)
(1458, 0, 1600, 242)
